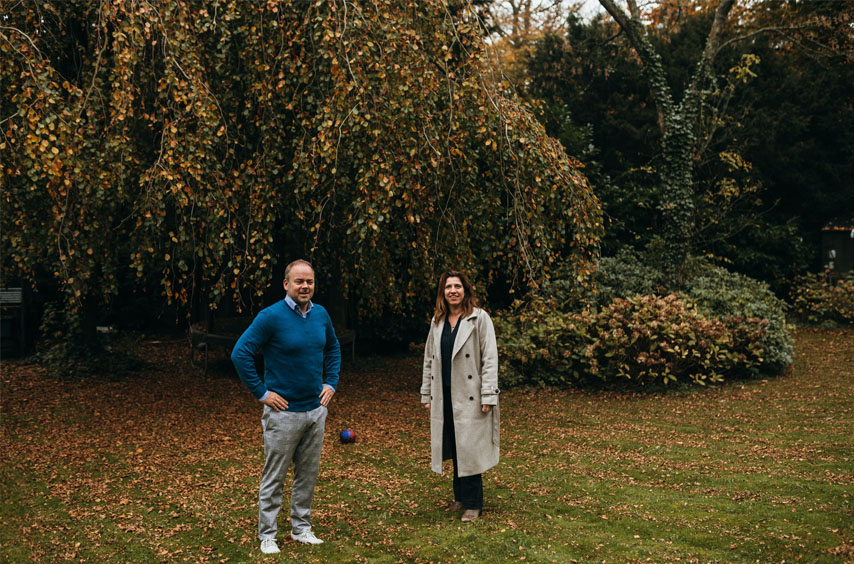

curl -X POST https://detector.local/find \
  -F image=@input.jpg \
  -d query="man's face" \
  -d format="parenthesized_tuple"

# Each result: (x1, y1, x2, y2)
(284, 263, 315, 309)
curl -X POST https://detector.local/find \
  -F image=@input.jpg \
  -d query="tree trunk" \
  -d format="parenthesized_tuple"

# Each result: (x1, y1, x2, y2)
(598, 0, 737, 284)
(660, 120, 696, 281)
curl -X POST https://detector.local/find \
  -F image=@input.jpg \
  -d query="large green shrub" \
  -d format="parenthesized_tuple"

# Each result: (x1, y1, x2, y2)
(493, 300, 581, 387)
(585, 295, 768, 385)
(790, 272, 854, 325)
(496, 294, 768, 389)
(593, 248, 664, 306)
(543, 246, 663, 309)
(498, 251, 793, 388)
(681, 261, 793, 376)
(595, 251, 792, 376)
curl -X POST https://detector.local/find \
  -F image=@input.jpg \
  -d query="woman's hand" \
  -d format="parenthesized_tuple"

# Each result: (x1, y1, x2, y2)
(424, 403, 431, 410)
(481, 404, 492, 413)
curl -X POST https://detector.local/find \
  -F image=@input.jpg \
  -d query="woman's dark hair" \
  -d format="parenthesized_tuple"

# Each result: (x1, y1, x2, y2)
(433, 270, 478, 324)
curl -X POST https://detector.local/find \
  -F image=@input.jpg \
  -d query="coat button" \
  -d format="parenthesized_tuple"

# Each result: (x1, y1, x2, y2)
(465, 353, 470, 358)
(467, 375, 472, 379)
(469, 396, 474, 401)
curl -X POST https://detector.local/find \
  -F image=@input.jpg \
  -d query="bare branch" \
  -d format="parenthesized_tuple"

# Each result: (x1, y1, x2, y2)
(627, 0, 641, 21)
(683, 0, 736, 110)
(598, 0, 633, 35)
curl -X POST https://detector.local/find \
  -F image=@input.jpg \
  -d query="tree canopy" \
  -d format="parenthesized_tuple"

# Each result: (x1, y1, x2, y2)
(1, 0, 602, 335)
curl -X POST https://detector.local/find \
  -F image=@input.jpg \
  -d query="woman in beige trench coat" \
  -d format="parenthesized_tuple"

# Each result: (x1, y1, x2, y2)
(421, 271, 499, 522)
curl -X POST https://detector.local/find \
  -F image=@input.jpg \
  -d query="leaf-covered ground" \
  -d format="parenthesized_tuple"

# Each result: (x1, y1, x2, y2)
(1, 328, 852, 563)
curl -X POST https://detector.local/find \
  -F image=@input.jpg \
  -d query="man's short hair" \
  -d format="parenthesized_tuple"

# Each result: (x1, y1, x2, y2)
(284, 259, 314, 280)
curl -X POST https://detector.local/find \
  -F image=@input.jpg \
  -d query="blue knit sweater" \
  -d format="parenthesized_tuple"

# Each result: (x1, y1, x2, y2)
(231, 300, 341, 412)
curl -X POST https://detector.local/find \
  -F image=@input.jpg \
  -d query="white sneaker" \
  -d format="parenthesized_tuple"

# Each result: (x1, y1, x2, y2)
(260, 539, 280, 554)
(291, 530, 324, 545)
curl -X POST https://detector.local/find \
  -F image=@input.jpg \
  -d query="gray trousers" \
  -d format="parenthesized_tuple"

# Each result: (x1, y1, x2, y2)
(259, 404, 327, 540)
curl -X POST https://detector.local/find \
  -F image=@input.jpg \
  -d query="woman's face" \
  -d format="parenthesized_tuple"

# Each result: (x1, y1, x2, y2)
(444, 276, 464, 309)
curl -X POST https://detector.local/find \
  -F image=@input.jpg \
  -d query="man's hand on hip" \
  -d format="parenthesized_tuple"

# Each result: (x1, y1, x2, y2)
(319, 384, 335, 406)
(262, 391, 288, 412)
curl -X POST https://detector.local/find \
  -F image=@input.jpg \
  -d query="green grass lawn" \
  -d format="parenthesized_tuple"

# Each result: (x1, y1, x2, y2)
(1, 327, 851, 563)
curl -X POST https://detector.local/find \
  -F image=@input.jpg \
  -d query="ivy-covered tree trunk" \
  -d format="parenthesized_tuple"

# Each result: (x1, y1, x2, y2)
(598, 0, 736, 283)
(660, 118, 697, 278)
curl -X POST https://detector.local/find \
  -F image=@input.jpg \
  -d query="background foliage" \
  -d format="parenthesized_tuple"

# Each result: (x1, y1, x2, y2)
(516, 0, 854, 291)
(790, 272, 854, 327)
(3, 0, 852, 384)
(497, 251, 792, 388)
(1, 0, 602, 350)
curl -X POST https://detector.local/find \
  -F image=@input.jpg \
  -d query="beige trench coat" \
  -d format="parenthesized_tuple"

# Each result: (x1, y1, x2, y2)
(421, 308, 500, 477)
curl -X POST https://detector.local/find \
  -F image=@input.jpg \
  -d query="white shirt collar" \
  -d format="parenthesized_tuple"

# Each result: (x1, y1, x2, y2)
(284, 295, 313, 318)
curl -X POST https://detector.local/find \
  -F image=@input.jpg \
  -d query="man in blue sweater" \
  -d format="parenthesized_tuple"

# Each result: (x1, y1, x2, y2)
(231, 259, 341, 554)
